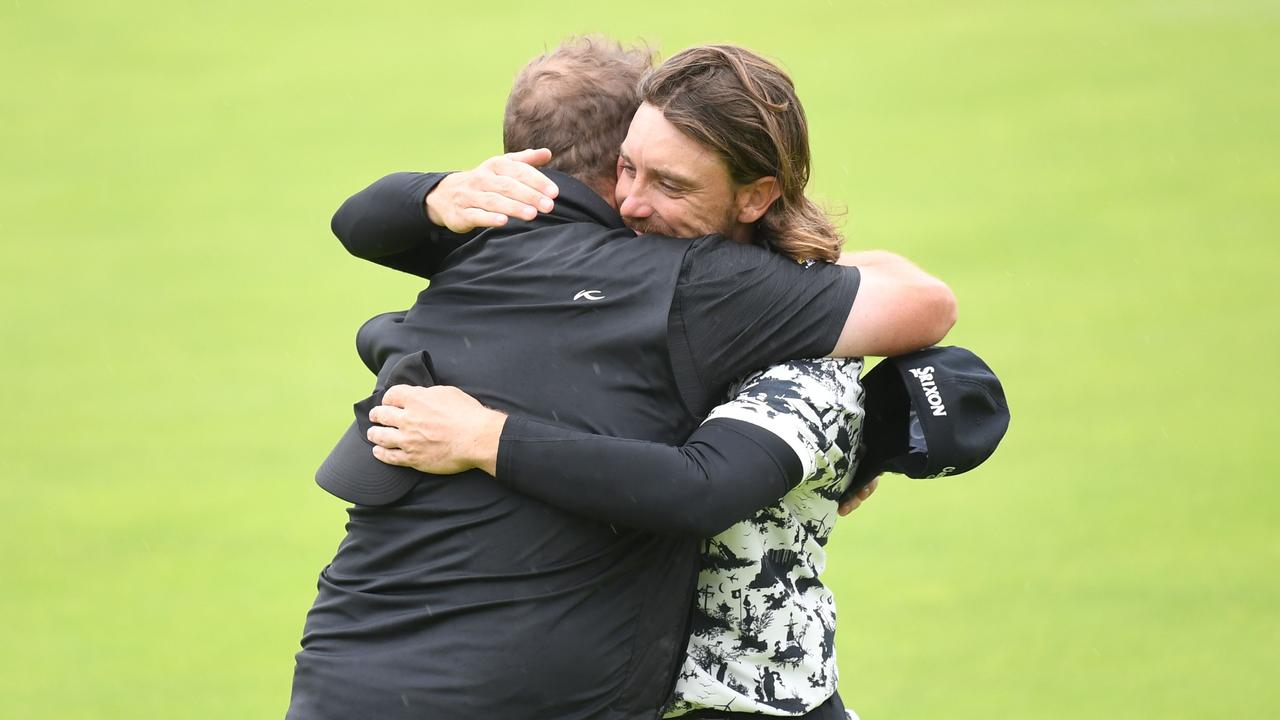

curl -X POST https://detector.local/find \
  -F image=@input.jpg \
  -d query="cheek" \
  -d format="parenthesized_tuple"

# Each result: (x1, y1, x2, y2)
(664, 199, 709, 233)
(704, 197, 740, 235)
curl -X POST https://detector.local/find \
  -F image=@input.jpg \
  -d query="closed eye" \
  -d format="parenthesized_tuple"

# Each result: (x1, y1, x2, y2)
(658, 180, 685, 197)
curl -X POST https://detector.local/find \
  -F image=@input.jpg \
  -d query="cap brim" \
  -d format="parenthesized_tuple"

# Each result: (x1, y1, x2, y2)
(315, 419, 422, 506)
(315, 349, 439, 506)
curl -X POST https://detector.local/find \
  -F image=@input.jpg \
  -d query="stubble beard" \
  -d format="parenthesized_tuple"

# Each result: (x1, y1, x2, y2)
(626, 205, 739, 240)
(626, 216, 677, 237)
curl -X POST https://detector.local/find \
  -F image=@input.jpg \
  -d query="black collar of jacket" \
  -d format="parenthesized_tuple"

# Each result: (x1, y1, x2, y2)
(540, 169, 626, 230)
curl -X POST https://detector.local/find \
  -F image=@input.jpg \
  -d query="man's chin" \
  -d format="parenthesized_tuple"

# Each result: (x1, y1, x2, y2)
(626, 222, 659, 236)
(626, 220, 678, 238)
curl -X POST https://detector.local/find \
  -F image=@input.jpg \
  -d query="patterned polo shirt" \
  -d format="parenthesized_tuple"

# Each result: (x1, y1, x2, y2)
(664, 357, 864, 717)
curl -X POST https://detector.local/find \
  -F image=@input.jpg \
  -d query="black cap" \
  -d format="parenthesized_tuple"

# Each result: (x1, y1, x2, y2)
(848, 346, 1009, 493)
(315, 350, 437, 506)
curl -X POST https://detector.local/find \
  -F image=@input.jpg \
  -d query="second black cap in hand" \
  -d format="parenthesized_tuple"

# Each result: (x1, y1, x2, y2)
(315, 350, 438, 506)
(849, 346, 1010, 492)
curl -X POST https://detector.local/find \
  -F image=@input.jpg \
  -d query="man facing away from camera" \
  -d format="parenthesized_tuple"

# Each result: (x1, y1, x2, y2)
(287, 38, 954, 720)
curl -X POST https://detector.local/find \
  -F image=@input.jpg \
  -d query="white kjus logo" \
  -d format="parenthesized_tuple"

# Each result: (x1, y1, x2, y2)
(908, 365, 948, 417)
(573, 290, 606, 301)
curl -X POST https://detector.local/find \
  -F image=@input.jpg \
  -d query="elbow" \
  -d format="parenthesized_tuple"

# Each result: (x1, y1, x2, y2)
(660, 477, 738, 537)
(674, 487, 748, 537)
(330, 201, 362, 257)
(929, 280, 958, 344)
(893, 279, 957, 354)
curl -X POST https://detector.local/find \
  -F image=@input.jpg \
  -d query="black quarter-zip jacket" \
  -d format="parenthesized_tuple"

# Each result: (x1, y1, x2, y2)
(286, 171, 858, 720)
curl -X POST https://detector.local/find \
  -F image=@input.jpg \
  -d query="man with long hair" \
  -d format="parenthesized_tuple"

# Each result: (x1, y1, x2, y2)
(289, 39, 952, 719)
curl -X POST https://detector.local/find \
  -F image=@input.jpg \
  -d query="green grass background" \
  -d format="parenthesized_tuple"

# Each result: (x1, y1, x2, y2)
(3, 1, 1277, 717)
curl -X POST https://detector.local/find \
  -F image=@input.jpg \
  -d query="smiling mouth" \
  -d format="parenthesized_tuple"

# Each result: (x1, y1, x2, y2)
(626, 218, 673, 236)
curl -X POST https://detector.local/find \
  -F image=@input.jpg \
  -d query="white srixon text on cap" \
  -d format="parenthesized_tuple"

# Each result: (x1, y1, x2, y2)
(908, 366, 948, 417)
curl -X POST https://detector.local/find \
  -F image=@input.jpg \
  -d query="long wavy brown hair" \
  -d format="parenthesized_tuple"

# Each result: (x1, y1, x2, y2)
(639, 45, 842, 263)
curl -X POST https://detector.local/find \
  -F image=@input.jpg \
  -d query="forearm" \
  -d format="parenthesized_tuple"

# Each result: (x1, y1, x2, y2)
(496, 416, 801, 537)
(831, 249, 957, 357)
(836, 249, 903, 268)
(330, 171, 475, 278)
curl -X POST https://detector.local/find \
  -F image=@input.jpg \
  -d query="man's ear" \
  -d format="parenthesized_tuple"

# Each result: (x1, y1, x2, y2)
(734, 176, 781, 224)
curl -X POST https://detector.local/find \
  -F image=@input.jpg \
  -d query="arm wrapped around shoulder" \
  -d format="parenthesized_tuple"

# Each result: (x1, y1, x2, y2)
(831, 250, 957, 358)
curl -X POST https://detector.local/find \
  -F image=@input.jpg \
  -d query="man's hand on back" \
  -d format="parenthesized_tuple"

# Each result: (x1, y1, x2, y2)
(425, 148, 561, 233)
(366, 385, 507, 476)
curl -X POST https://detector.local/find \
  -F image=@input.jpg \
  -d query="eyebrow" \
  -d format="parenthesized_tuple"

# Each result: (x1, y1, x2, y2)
(619, 149, 699, 191)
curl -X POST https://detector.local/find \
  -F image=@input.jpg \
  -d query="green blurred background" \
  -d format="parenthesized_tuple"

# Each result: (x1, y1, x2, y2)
(3, 1, 1277, 717)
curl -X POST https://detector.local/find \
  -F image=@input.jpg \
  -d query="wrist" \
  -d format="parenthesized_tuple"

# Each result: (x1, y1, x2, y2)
(425, 186, 447, 226)
(425, 172, 462, 227)
(471, 409, 507, 476)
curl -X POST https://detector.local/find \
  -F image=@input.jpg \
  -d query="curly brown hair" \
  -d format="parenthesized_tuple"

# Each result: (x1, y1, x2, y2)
(504, 36, 654, 192)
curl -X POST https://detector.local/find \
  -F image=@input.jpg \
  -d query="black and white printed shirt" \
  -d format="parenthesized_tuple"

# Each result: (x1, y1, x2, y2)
(665, 357, 864, 717)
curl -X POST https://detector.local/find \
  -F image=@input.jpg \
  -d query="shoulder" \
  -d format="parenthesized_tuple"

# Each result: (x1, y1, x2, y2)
(679, 235, 779, 281)
(679, 235, 853, 282)
(705, 358, 864, 477)
(729, 358, 864, 410)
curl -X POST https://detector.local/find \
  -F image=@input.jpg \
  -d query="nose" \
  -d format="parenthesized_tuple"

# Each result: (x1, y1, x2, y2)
(619, 189, 652, 220)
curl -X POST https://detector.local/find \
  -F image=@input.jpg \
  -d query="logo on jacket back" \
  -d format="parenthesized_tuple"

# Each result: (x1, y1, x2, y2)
(908, 366, 947, 417)
(574, 290, 605, 301)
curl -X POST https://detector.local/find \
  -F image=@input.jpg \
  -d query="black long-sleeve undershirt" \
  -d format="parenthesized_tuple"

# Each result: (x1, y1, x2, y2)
(332, 171, 806, 533)
(496, 416, 804, 537)
(330, 171, 474, 279)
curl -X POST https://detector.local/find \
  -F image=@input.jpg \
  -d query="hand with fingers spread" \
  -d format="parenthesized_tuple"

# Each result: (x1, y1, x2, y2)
(424, 148, 561, 233)
(366, 385, 508, 476)
(837, 475, 879, 516)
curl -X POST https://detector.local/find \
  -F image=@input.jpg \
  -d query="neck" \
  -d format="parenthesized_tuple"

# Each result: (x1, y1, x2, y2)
(583, 176, 619, 209)
(724, 221, 753, 244)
